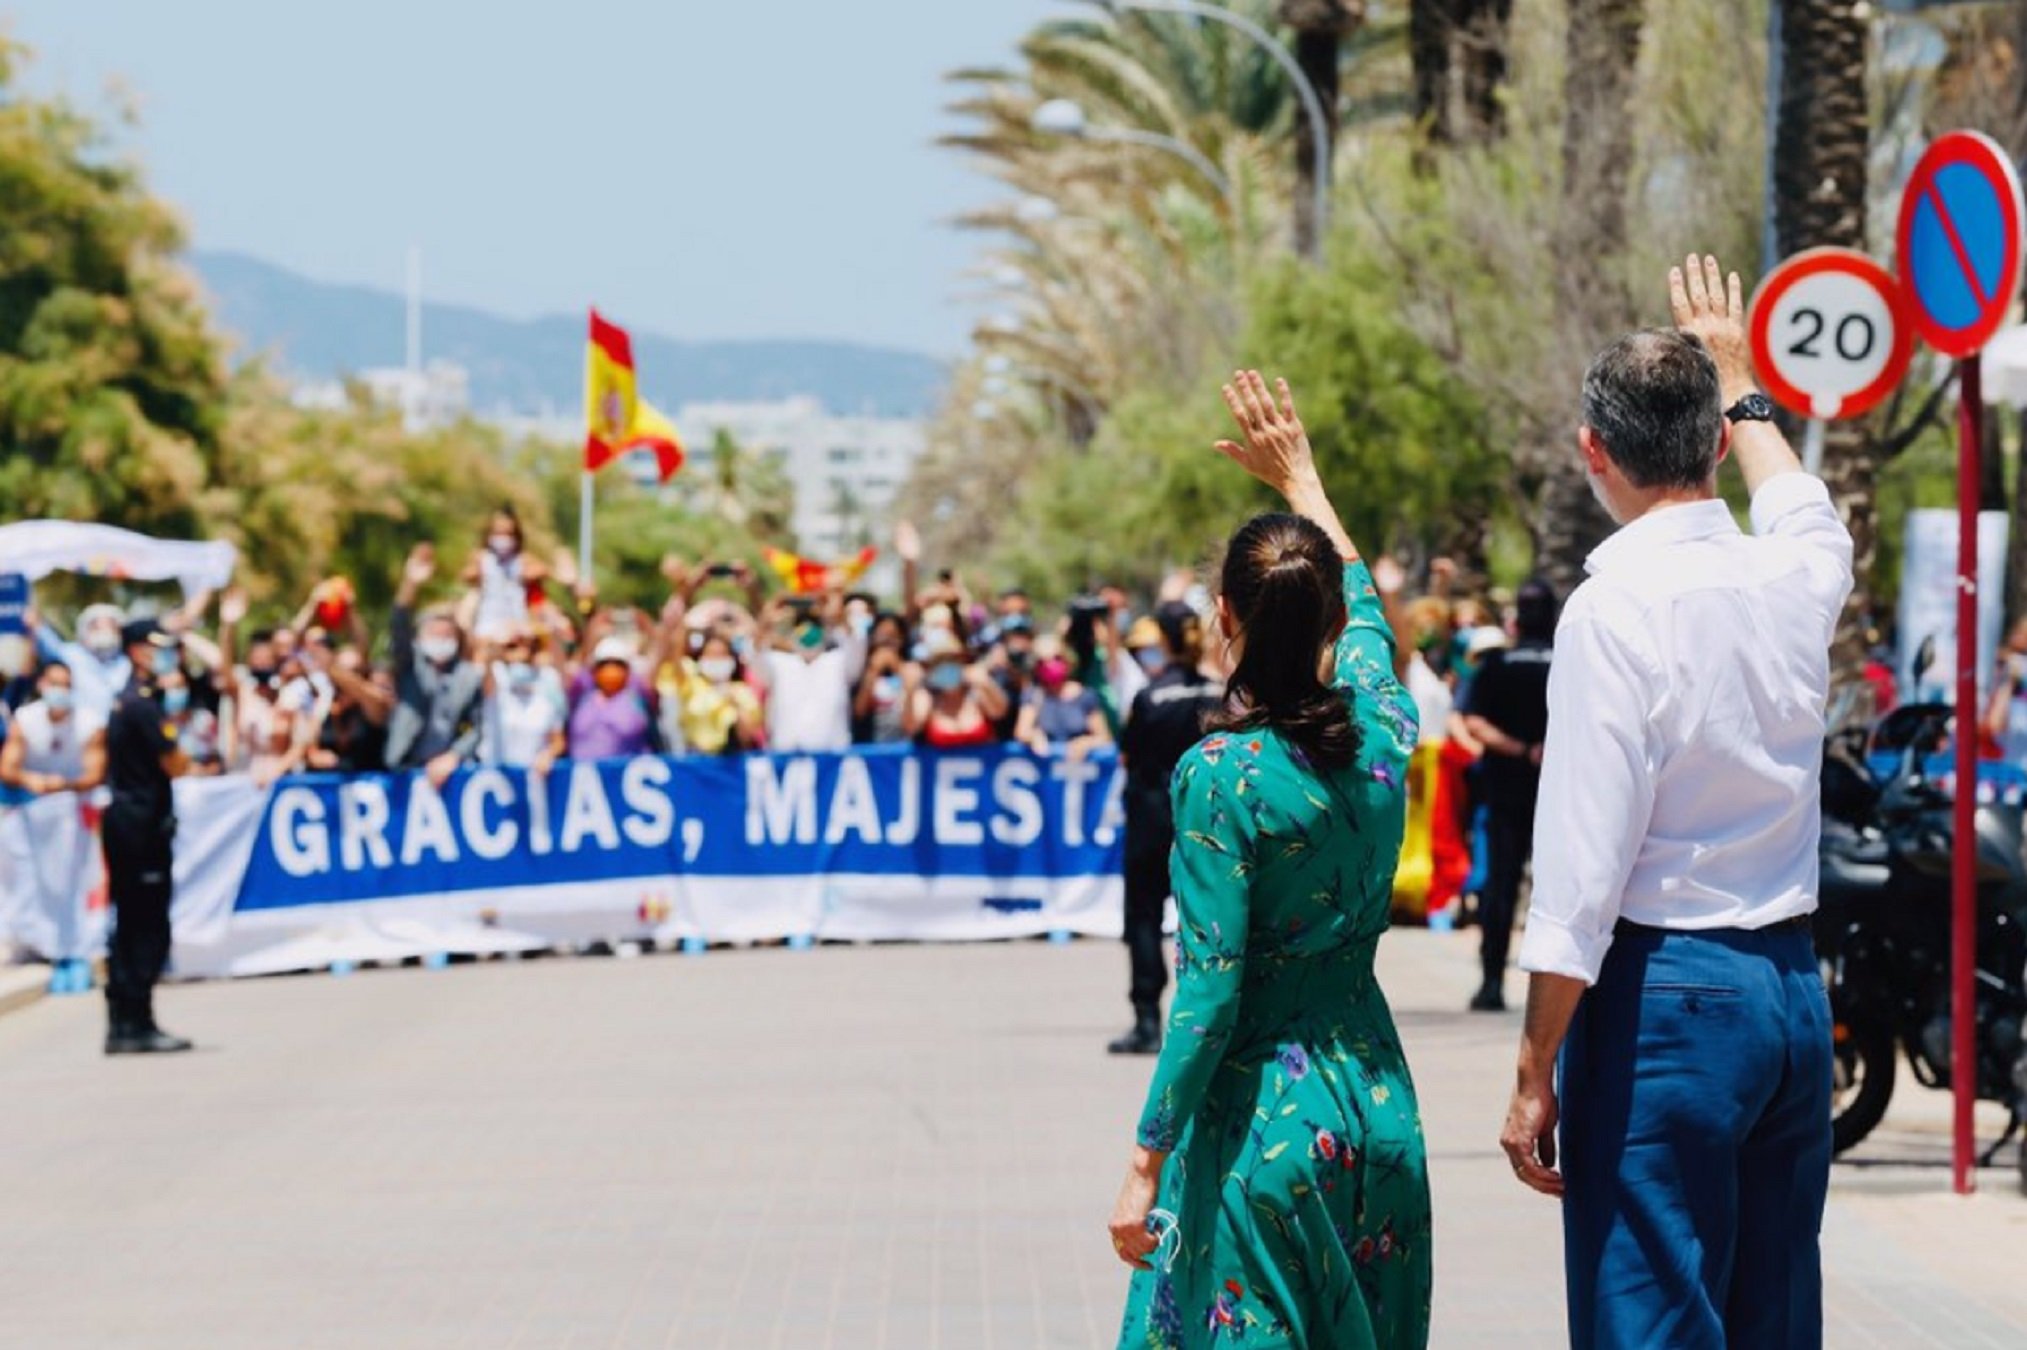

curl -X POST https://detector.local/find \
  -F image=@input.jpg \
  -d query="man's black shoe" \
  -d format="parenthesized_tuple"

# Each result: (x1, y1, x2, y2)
(1468, 983, 1507, 1013)
(105, 1027, 194, 1055)
(1107, 1011, 1162, 1056)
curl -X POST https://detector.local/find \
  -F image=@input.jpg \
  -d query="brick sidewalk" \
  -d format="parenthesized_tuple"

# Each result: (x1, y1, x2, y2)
(0, 930, 2021, 1347)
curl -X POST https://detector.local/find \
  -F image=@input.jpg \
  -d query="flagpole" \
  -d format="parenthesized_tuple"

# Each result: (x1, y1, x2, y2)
(579, 468, 594, 583)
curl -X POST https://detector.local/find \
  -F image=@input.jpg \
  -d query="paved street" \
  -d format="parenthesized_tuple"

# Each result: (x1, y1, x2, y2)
(2, 930, 2025, 1348)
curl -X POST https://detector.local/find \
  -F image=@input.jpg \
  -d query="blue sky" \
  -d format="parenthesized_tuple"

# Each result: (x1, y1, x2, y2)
(5, 0, 1059, 355)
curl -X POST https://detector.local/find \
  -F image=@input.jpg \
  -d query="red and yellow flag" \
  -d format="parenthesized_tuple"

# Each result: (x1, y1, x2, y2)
(584, 309, 685, 481)
(764, 545, 878, 596)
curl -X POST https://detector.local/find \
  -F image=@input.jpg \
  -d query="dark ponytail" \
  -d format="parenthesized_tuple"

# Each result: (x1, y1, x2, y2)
(1207, 512, 1360, 772)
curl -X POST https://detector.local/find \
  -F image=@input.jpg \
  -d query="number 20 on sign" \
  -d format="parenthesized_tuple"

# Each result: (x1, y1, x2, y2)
(1748, 247, 1916, 421)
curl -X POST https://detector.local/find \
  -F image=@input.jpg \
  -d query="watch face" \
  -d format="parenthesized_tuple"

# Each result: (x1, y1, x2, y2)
(1730, 394, 1774, 422)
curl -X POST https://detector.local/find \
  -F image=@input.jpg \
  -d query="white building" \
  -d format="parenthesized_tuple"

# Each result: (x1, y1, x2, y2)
(674, 397, 926, 563)
(291, 360, 471, 433)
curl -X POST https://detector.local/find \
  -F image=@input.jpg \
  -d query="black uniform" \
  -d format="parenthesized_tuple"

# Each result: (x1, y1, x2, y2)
(103, 676, 179, 1036)
(1117, 665, 1223, 1020)
(1459, 639, 1552, 992)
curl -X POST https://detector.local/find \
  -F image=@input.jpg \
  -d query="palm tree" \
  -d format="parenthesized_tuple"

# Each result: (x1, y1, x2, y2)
(1772, 0, 1870, 677)
(1277, 1, 1363, 254)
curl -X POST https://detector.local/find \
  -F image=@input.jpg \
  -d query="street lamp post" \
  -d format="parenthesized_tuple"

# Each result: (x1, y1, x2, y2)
(1031, 98, 1238, 215)
(1089, 0, 1331, 259)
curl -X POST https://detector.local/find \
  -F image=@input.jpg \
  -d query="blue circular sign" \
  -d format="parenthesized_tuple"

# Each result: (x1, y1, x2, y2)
(1897, 131, 2026, 358)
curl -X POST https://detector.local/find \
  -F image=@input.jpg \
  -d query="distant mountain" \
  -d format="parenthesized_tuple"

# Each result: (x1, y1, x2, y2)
(187, 250, 947, 420)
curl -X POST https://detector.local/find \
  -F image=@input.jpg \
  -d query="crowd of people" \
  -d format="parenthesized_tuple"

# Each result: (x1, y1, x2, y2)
(0, 509, 1250, 799)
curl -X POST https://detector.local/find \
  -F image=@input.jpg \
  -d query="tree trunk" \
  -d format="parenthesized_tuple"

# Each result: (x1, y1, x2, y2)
(1532, 0, 1645, 588)
(1410, 0, 1457, 154)
(1459, 0, 1515, 141)
(1290, 27, 1342, 257)
(1772, 0, 1871, 680)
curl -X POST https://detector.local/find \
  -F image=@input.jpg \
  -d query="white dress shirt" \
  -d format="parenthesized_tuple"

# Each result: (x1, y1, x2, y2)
(1519, 472, 1855, 985)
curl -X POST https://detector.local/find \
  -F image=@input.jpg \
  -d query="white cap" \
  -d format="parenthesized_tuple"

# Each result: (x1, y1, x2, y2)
(592, 637, 636, 667)
(1465, 626, 1510, 658)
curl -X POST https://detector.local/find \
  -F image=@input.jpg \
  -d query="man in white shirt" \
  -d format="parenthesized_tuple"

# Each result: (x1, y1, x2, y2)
(762, 605, 867, 754)
(1499, 256, 1853, 1350)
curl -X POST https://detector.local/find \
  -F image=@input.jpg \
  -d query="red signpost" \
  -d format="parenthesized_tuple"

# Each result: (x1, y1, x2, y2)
(1895, 129, 2026, 1196)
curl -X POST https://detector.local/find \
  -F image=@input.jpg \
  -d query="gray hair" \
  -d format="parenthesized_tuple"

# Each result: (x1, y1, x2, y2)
(1580, 329, 1725, 490)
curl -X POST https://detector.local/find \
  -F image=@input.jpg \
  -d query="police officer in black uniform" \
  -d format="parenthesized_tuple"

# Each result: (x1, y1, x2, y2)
(1109, 602, 1223, 1054)
(103, 618, 193, 1055)
(1456, 577, 1558, 1013)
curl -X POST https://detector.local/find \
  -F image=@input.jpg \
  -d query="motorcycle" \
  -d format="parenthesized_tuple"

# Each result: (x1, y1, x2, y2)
(1815, 702, 2027, 1182)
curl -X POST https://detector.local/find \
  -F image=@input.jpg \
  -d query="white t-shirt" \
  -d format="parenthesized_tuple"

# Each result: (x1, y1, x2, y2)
(763, 648, 855, 753)
(13, 701, 102, 780)
(1405, 654, 1453, 747)
(485, 664, 565, 768)
(474, 551, 529, 641)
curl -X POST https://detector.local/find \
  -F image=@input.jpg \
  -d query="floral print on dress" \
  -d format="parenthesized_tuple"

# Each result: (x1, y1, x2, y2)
(1119, 560, 1432, 1350)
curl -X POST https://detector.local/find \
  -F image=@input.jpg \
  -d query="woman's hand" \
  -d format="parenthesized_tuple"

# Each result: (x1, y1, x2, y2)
(1216, 370, 1319, 498)
(1107, 1152, 1163, 1270)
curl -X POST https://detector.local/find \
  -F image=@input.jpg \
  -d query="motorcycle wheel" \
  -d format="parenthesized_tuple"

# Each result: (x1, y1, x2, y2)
(1831, 1026, 1896, 1156)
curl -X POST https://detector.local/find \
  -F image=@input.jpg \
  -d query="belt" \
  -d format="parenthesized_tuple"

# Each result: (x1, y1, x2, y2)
(1613, 914, 1811, 938)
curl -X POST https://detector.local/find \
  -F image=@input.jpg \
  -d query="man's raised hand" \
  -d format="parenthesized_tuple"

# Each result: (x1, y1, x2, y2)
(1669, 254, 1754, 398)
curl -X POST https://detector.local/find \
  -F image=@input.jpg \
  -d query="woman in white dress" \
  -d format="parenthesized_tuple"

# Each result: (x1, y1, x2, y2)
(0, 662, 107, 992)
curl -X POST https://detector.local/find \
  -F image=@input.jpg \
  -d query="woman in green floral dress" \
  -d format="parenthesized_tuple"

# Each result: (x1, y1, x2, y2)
(1109, 372, 1431, 1349)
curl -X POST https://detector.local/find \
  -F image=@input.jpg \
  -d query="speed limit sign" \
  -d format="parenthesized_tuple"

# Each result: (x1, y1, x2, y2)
(1748, 247, 1915, 420)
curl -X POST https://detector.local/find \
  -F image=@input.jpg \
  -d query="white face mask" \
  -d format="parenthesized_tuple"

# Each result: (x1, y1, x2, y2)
(84, 629, 120, 658)
(489, 532, 519, 558)
(698, 657, 737, 684)
(419, 635, 460, 666)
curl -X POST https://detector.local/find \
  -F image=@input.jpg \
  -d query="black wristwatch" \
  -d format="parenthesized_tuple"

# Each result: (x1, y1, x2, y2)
(1725, 392, 1776, 424)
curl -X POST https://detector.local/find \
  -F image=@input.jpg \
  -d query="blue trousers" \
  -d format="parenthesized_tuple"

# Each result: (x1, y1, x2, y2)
(1559, 922, 1832, 1350)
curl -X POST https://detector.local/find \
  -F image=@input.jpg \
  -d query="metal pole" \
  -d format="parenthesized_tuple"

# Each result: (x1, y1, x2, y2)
(1952, 354, 1982, 1197)
(1761, 1, 1784, 275)
(579, 470, 594, 586)
(1801, 418, 1826, 476)
(1107, 0, 1330, 257)
(1088, 125, 1238, 214)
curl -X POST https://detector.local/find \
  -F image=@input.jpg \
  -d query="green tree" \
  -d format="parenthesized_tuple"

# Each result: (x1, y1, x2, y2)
(0, 38, 229, 539)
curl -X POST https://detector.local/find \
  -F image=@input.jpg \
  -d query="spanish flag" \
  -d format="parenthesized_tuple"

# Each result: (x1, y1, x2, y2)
(764, 545, 878, 596)
(584, 309, 685, 481)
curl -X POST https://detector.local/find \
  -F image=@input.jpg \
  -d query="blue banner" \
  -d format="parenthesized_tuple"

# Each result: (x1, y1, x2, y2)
(240, 746, 1127, 911)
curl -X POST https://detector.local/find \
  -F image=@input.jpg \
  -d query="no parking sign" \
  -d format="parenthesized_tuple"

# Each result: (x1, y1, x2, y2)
(1897, 130, 2025, 358)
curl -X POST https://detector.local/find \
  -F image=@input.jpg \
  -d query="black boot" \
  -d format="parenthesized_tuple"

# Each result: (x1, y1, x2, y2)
(106, 1026, 193, 1055)
(1108, 1005, 1162, 1055)
(1468, 979, 1507, 1013)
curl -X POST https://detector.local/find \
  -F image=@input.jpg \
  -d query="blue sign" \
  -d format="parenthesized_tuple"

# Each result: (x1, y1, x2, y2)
(1897, 131, 2025, 358)
(236, 746, 1126, 911)
(0, 574, 27, 636)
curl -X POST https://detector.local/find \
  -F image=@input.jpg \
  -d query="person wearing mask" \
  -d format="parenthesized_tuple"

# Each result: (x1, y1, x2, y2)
(462, 505, 545, 642)
(0, 661, 107, 993)
(485, 628, 568, 774)
(1107, 601, 1222, 1056)
(33, 601, 130, 726)
(387, 544, 486, 789)
(666, 632, 765, 756)
(1985, 618, 2027, 763)
(904, 632, 1008, 749)
(1015, 637, 1109, 758)
(568, 637, 660, 760)
(761, 596, 866, 754)
(987, 612, 1037, 740)
(851, 613, 915, 746)
(1457, 578, 1558, 1012)
(101, 619, 193, 1055)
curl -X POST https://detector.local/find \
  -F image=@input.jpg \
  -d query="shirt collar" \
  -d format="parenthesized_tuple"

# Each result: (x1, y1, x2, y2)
(1585, 498, 1739, 576)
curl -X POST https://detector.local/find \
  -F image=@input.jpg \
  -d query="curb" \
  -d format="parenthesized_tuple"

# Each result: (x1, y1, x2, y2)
(0, 963, 48, 1020)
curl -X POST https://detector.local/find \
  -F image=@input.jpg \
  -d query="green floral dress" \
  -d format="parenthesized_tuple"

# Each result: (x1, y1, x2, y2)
(1118, 562, 1431, 1350)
